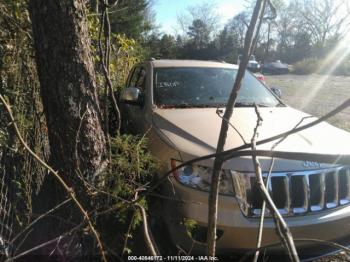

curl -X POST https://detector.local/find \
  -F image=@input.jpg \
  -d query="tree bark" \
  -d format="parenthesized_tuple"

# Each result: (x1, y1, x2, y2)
(28, 0, 106, 181)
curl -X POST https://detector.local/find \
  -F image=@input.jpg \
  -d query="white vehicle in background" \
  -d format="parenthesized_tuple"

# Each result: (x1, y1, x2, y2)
(237, 54, 261, 73)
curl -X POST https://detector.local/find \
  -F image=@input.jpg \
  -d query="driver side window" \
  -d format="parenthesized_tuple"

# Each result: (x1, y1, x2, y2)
(127, 66, 146, 91)
(127, 67, 141, 88)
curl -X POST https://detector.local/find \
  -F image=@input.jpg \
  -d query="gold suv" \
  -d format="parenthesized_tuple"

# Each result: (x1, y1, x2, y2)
(119, 60, 350, 258)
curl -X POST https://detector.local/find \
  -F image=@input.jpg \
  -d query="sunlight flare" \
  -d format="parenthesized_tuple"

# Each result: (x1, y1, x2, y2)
(300, 32, 350, 109)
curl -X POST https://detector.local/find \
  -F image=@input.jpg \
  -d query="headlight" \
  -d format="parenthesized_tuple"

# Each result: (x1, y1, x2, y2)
(171, 160, 234, 195)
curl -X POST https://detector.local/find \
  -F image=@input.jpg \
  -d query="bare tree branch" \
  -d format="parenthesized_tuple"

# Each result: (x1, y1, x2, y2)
(206, 0, 268, 256)
(135, 203, 160, 256)
(99, 0, 122, 135)
(216, 108, 247, 145)
(253, 157, 275, 262)
(0, 95, 107, 262)
(5, 223, 83, 262)
(251, 105, 299, 262)
(10, 198, 72, 245)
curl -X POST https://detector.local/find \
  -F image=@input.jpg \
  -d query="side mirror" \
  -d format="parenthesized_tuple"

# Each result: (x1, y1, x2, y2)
(120, 87, 142, 105)
(271, 87, 282, 99)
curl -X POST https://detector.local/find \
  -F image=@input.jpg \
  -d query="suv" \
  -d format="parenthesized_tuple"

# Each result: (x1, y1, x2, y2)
(119, 60, 350, 258)
(238, 54, 261, 72)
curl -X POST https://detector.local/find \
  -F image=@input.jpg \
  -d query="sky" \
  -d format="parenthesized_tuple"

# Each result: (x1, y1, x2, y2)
(154, 0, 246, 34)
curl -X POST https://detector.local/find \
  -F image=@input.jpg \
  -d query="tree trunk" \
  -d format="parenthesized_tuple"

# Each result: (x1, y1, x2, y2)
(28, 0, 106, 181)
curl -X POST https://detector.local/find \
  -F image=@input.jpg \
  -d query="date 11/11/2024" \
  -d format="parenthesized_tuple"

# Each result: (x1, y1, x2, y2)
(128, 256, 219, 261)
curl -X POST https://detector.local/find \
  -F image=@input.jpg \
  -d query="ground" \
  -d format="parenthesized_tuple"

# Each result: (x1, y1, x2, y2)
(266, 74, 350, 262)
(265, 74, 350, 132)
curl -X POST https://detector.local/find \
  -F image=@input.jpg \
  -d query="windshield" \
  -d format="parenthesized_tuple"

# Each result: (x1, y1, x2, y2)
(153, 67, 282, 108)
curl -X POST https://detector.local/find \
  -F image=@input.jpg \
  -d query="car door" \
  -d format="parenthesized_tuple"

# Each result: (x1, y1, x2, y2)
(122, 65, 148, 134)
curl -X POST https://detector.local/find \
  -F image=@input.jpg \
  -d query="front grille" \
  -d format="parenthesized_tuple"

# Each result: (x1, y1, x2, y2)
(232, 166, 350, 217)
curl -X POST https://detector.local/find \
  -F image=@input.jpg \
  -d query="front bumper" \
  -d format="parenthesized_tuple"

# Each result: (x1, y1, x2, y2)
(162, 177, 350, 257)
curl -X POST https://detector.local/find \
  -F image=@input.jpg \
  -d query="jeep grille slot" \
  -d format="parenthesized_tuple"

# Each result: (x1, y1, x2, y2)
(271, 176, 289, 214)
(339, 169, 350, 205)
(249, 177, 263, 211)
(325, 171, 338, 208)
(233, 166, 350, 217)
(309, 173, 325, 211)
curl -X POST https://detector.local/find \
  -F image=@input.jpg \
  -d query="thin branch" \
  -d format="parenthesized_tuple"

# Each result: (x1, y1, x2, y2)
(10, 198, 72, 245)
(5, 224, 82, 262)
(253, 157, 275, 262)
(206, 0, 268, 256)
(252, 105, 267, 262)
(216, 108, 247, 145)
(0, 95, 107, 262)
(223, 97, 350, 157)
(135, 203, 160, 256)
(12, 229, 33, 257)
(251, 105, 299, 262)
(254, 116, 313, 261)
(149, 148, 350, 200)
(251, 154, 299, 261)
(122, 211, 135, 255)
(98, 0, 121, 135)
(136, 127, 152, 179)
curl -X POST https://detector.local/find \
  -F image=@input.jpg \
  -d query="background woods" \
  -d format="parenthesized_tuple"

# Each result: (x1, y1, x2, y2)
(147, 0, 350, 74)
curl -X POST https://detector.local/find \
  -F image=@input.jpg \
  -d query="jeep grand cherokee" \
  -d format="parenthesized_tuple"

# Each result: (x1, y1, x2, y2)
(119, 60, 350, 258)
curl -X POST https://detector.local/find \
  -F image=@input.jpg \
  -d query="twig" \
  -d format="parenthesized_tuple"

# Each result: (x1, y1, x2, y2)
(0, 95, 107, 262)
(253, 158, 274, 262)
(251, 153, 299, 261)
(101, 0, 119, 8)
(216, 108, 247, 145)
(251, 0, 268, 53)
(136, 127, 152, 179)
(251, 105, 299, 262)
(207, 0, 268, 256)
(234, 97, 350, 152)
(98, 0, 121, 135)
(122, 211, 135, 255)
(10, 198, 72, 245)
(12, 229, 33, 257)
(5, 224, 82, 262)
(135, 203, 160, 256)
(254, 115, 322, 261)
(252, 104, 265, 262)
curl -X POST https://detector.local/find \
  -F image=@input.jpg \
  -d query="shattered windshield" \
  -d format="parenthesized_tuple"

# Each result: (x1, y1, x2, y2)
(153, 67, 282, 108)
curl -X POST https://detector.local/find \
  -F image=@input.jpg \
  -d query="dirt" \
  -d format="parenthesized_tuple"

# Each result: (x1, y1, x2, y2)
(265, 74, 350, 132)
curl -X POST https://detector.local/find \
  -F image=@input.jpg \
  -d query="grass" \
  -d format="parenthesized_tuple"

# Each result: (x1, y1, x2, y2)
(265, 74, 350, 131)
